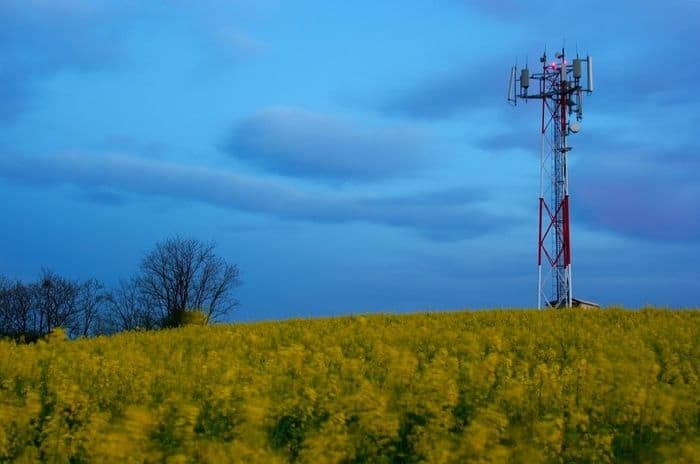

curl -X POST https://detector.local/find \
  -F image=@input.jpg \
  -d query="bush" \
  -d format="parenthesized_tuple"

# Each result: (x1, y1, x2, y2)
(182, 310, 209, 326)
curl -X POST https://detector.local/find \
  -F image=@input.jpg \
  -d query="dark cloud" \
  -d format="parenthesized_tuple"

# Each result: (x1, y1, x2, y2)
(355, 194, 507, 241)
(379, 68, 477, 119)
(377, 1, 700, 122)
(474, 109, 700, 242)
(590, 45, 700, 113)
(572, 148, 700, 242)
(477, 120, 651, 157)
(0, 1, 135, 123)
(361, 187, 489, 207)
(476, 127, 532, 153)
(377, 61, 508, 120)
(0, 2, 273, 123)
(222, 107, 435, 182)
(472, 95, 700, 241)
(0, 152, 508, 241)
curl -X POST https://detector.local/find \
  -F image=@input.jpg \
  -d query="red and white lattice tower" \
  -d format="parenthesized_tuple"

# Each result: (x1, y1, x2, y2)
(508, 49, 593, 308)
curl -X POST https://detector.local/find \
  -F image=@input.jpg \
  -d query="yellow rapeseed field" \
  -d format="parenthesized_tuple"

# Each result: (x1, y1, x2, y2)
(1, 308, 699, 463)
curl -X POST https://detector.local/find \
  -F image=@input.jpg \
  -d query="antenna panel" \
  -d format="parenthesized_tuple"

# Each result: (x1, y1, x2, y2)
(573, 59, 582, 79)
(508, 66, 516, 101)
(520, 68, 529, 89)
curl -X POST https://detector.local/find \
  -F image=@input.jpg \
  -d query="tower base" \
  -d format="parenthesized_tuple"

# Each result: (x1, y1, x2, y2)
(547, 297, 599, 309)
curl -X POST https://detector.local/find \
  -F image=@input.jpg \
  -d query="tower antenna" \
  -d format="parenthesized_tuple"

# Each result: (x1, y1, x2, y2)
(507, 49, 595, 308)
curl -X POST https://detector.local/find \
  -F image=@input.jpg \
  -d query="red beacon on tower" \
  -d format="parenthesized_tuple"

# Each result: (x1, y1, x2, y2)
(508, 49, 596, 309)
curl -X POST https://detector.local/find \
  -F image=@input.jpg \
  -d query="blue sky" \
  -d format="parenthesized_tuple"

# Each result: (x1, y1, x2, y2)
(1, 0, 698, 320)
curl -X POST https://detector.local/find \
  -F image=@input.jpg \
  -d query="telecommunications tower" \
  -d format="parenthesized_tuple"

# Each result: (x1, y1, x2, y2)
(508, 49, 594, 308)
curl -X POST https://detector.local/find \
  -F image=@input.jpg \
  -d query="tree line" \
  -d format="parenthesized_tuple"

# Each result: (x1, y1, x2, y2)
(0, 236, 239, 341)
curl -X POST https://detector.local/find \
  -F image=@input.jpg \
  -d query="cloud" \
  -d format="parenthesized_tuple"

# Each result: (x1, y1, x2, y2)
(478, 109, 700, 242)
(0, 1, 130, 123)
(0, 1, 275, 123)
(476, 119, 652, 157)
(0, 152, 508, 241)
(355, 192, 507, 241)
(377, 62, 507, 120)
(572, 148, 700, 242)
(222, 107, 435, 182)
(378, 0, 700, 123)
(472, 106, 700, 243)
(361, 187, 489, 207)
(476, 126, 533, 154)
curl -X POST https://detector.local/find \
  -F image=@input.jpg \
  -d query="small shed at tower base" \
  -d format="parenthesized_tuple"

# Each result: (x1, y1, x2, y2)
(572, 298, 600, 309)
(547, 298, 600, 309)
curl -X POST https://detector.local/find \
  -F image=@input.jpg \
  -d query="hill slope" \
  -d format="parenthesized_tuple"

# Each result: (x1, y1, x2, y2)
(1, 308, 699, 463)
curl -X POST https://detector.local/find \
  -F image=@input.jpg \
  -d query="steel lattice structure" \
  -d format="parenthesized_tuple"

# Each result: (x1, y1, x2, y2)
(508, 49, 593, 308)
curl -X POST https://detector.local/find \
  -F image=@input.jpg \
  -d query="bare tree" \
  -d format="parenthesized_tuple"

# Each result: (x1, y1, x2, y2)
(0, 276, 11, 333)
(104, 278, 160, 332)
(30, 269, 83, 336)
(4, 281, 34, 338)
(2, 271, 109, 340)
(136, 236, 239, 327)
(75, 278, 108, 337)
(0, 277, 18, 337)
(1, 276, 57, 341)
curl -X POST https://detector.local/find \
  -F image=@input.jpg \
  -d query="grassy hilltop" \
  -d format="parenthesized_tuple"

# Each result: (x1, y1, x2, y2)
(1, 308, 699, 463)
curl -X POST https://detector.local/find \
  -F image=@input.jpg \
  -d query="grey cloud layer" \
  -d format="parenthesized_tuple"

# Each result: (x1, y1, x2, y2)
(0, 1, 131, 123)
(0, 2, 264, 124)
(572, 151, 700, 242)
(477, 127, 700, 242)
(223, 107, 434, 182)
(0, 153, 505, 241)
(378, 2, 699, 121)
(378, 62, 506, 120)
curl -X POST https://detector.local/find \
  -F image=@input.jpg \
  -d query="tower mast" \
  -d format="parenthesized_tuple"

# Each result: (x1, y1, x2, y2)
(508, 49, 593, 308)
